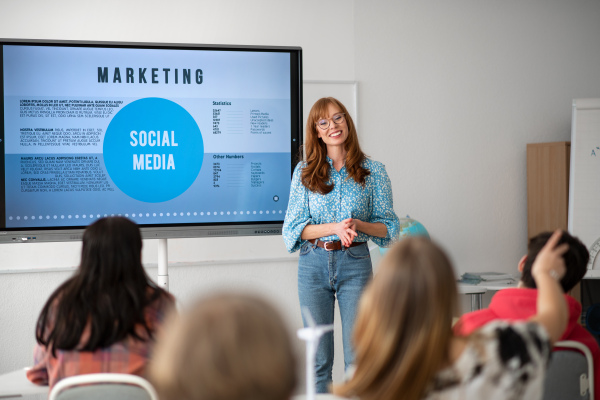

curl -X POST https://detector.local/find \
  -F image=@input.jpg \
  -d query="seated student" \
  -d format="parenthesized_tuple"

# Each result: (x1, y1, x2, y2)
(149, 292, 297, 400)
(27, 216, 175, 389)
(333, 232, 569, 400)
(455, 230, 599, 399)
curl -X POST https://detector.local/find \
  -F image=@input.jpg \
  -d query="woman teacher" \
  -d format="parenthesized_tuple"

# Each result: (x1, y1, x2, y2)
(283, 97, 399, 392)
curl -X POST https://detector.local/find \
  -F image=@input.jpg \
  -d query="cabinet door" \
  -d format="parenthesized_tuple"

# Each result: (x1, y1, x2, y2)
(526, 141, 570, 239)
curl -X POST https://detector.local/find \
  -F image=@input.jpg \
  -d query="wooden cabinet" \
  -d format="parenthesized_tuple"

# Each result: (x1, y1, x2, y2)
(526, 141, 580, 301)
(526, 141, 570, 239)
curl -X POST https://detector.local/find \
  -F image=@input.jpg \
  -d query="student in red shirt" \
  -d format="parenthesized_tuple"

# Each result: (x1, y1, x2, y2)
(454, 231, 599, 399)
(27, 216, 175, 389)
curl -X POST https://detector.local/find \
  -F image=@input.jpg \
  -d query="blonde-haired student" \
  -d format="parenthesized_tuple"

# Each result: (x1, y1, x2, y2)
(334, 231, 568, 400)
(149, 292, 297, 400)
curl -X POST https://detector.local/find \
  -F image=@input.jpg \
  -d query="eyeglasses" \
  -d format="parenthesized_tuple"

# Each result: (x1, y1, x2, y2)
(316, 113, 345, 130)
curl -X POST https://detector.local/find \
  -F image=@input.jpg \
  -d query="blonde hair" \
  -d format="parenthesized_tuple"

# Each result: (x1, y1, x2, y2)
(301, 97, 369, 194)
(334, 238, 459, 400)
(149, 293, 297, 400)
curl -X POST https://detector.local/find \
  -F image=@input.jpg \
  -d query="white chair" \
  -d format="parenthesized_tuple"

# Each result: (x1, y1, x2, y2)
(543, 340, 594, 400)
(49, 373, 158, 400)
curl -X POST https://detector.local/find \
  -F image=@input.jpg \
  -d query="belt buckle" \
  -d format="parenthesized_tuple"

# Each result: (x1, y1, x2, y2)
(323, 241, 336, 251)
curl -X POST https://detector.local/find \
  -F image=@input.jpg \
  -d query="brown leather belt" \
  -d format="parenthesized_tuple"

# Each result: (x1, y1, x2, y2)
(308, 239, 365, 251)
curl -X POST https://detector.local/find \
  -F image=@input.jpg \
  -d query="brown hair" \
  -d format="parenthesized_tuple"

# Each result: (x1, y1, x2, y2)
(301, 97, 369, 194)
(149, 292, 297, 400)
(334, 238, 459, 400)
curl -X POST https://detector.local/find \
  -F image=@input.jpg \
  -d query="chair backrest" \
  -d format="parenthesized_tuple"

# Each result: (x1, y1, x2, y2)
(49, 373, 158, 400)
(542, 340, 594, 400)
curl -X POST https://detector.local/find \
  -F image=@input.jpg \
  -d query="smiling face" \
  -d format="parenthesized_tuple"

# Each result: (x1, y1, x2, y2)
(316, 103, 349, 149)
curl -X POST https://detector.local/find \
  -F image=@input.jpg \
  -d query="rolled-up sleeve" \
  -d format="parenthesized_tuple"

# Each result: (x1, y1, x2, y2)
(282, 163, 312, 253)
(369, 162, 399, 248)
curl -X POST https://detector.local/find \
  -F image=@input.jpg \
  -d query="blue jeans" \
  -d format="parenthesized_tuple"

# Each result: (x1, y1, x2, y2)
(298, 241, 372, 393)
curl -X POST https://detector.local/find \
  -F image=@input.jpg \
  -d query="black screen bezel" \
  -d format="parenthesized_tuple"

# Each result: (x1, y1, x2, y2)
(0, 38, 302, 242)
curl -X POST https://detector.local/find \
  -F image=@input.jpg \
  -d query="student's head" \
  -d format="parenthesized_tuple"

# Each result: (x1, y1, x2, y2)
(79, 216, 146, 288)
(35, 216, 166, 354)
(305, 97, 359, 158)
(150, 292, 297, 400)
(520, 231, 589, 292)
(335, 237, 458, 400)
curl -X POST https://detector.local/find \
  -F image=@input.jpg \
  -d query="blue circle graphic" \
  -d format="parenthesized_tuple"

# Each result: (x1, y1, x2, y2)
(103, 98, 204, 203)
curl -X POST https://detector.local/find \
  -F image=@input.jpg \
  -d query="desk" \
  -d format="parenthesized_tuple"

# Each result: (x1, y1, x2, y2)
(0, 368, 48, 399)
(482, 282, 518, 291)
(457, 284, 487, 311)
(458, 282, 518, 311)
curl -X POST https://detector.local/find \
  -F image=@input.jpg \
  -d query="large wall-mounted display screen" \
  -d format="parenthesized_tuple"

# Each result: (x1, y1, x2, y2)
(0, 39, 302, 242)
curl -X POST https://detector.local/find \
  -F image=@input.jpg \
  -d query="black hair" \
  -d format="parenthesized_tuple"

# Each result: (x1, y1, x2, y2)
(521, 231, 589, 292)
(35, 216, 169, 356)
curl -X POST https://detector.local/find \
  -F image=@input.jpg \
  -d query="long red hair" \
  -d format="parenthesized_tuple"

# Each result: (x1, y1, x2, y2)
(301, 97, 369, 194)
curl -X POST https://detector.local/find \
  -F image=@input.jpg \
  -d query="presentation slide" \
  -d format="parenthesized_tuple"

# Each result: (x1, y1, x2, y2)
(2, 45, 292, 228)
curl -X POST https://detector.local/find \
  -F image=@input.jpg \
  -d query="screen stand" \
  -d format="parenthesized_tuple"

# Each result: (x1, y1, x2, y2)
(157, 238, 169, 291)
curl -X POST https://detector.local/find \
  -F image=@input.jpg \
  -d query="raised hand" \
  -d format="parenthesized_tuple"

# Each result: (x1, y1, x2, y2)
(531, 230, 568, 283)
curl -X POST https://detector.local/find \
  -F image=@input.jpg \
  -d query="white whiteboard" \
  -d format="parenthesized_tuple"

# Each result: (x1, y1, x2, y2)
(302, 80, 358, 135)
(568, 98, 600, 275)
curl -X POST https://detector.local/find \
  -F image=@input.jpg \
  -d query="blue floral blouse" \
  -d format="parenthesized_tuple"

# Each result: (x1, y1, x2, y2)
(282, 157, 400, 253)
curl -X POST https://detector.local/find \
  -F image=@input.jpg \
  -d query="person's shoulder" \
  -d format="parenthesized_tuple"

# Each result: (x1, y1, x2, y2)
(161, 290, 176, 308)
(162, 291, 176, 307)
(361, 157, 378, 168)
(565, 292, 583, 309)
(293, 160, 307, 174)
(143, 288, 176, 327)
(560, 323, 600, 356)
(489, 287, 538, 307)
(454, 308, 497, 336)
(147, 287, 176, 310)
(361, 157, 386, 173)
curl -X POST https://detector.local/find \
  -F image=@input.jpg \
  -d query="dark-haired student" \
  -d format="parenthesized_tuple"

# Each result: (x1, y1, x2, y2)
(454, 230, 600, 399)
(26, 216, 175, 389)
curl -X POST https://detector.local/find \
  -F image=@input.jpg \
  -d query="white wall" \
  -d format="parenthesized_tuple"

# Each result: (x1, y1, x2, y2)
(1, 0, 600, 395)
(354, 0, 600, 273)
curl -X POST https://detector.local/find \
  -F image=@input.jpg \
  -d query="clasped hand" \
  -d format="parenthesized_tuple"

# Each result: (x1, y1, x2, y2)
(334, 218, 358, 247)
